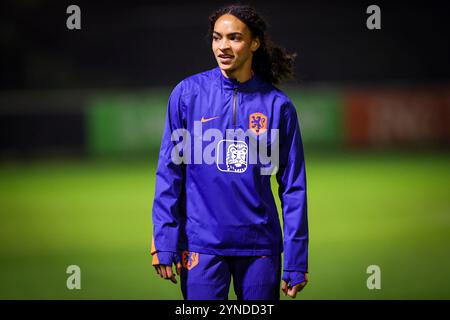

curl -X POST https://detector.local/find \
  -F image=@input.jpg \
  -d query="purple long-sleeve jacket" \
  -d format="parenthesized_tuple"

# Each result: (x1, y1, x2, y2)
(151, 67, 309, 276)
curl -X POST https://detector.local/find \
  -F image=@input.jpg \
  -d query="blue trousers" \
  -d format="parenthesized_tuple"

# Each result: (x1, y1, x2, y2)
(180, 251, 281, 300)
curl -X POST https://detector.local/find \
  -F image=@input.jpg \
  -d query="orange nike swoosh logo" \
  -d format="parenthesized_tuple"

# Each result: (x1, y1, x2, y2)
(201, 116, 219, 123)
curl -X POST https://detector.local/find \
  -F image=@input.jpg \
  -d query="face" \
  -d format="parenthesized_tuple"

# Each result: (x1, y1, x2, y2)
(212, 14, 260, 76)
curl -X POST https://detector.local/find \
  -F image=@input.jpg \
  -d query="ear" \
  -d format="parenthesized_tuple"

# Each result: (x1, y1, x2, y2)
(251, 37, 260, 52)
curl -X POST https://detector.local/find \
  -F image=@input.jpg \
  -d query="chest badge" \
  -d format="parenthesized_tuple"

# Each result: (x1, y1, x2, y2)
(249, 112, 268, 136)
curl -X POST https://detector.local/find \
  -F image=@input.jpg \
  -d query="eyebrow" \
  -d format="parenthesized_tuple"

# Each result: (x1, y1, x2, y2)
(213, 31, 243, 37)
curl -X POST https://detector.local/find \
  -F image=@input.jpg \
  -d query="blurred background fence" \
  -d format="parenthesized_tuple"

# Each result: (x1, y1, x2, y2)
(2, 85, 449, 158)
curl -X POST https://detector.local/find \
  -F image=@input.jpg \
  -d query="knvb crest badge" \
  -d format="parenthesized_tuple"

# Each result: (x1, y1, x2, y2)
(249, 112, 267, 136)
(182, 251, 199, 270)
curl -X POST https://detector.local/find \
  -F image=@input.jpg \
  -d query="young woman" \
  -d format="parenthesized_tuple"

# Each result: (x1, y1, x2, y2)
(151, 4, 309, 300)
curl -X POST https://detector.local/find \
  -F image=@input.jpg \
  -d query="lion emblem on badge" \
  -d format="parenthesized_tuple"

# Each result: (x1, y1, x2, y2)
(249, 112, 268, 136)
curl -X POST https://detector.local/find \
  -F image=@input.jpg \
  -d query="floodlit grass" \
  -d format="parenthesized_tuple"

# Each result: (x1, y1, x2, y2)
(0, 151, 449, 299)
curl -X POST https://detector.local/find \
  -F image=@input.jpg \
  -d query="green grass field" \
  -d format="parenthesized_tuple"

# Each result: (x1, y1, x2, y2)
(0, 151, 449, 299)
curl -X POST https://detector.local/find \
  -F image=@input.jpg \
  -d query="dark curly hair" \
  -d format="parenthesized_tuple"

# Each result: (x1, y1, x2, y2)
(208, 4, 297, 85)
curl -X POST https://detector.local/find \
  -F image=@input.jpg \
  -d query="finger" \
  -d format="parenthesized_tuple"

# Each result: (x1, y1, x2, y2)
(287, 286, 298, 298)
(281, 280, 288, 296)
(160, 266, 168, 279)
(176, 262, 182, 275)
(296, 281, 307, 292)
(165, 265, 173, 280)
(157, 266, 164, 278)
(166, 265, 177, 284)
(288, 282, 307, 298)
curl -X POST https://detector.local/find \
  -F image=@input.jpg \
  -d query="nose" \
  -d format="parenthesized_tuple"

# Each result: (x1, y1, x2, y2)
(218, 38, 231, 51)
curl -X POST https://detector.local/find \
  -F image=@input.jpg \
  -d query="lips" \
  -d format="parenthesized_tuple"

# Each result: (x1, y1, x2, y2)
(218, 54, 234, 65)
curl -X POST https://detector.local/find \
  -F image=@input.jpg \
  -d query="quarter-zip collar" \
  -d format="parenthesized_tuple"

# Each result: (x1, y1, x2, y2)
(214, 66, 262, 93)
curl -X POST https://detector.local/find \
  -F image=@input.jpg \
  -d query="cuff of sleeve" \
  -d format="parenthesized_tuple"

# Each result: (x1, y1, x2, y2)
(282, 271, 307, 287)
(152, 251, 175, 266)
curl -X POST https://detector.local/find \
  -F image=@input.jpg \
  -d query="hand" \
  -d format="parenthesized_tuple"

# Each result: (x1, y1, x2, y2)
(154, 262, 182, 284)
(281, 272, 308, 298)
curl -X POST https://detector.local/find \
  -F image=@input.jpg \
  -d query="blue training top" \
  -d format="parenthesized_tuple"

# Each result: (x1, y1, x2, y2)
(151, 66, 309, 272)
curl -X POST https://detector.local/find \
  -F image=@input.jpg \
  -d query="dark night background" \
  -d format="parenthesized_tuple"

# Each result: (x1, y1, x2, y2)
(2, 0, 449, 156)
(1, 0, 449, 90)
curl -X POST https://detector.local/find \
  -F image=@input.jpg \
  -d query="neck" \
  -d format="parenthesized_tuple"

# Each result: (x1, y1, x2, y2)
(220, 59, 253, 83)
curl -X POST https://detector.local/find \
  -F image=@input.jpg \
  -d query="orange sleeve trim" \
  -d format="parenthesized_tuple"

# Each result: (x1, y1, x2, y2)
(151, 236, 157, 255)
(151, 236, 160, 265)
(152, 253, 160, 265)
